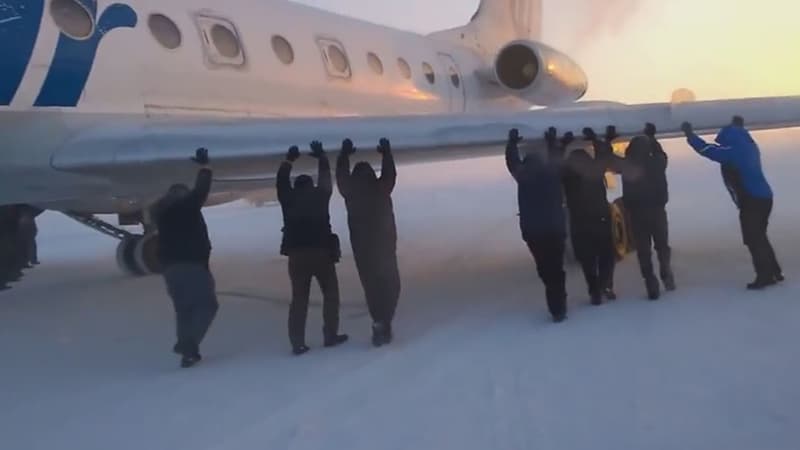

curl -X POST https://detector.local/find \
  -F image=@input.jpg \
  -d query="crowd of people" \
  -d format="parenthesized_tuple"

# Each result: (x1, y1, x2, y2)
(0, 205, 41, 291)
(6, 114, 771, 368)
(505, 116, 784, 323)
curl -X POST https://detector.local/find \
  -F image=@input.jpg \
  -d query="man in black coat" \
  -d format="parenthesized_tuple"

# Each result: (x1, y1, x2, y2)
(0, 206, 20, 291)
(337, 138, 400, 347)
(278, 142, 348, 355)
(506, 128, 568, 323)
(561, 143, 617, 306)
(622, 126, 675, 300)
(154, 148, 218, 368)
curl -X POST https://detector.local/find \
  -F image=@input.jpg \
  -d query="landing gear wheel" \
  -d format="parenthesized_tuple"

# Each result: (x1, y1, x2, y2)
(134, 233, 162, 275)
(116, 235, 145, 276)
(610, 199, 631, 261)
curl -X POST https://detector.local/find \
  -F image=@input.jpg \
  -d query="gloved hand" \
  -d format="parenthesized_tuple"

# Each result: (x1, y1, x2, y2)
(544, 127, 557, 146)
(508, 128, 523, 145)
(342, 139, 356, 155)
(560, 132, 575, 147)
(377, 138, 391, 154)
(310, 141, 325, 158)
(286, 145, 300, 162)
(681, 122, 693, 135)
(192, 148, 210, 165)
(605, 125, 619, 142)
(582, 127, 597, 141)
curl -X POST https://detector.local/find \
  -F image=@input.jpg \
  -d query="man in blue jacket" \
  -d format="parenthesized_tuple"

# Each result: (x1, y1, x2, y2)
(681, 118, 783, 289)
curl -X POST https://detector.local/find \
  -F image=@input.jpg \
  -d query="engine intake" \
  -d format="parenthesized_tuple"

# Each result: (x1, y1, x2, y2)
(492, 40, 588, 105)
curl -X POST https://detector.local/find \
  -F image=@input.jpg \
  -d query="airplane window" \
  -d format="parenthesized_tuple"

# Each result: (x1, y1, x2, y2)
(367, 52, 384, 76)
(327, 45, 349, 74)
(50, 0, 94, 40)
(272, 35, 294, 65)
(449, 67, 461, 88)
(211, 24, 241, 59)
(148, 14, 182, 50)
(397, 58, 412, 79)
(422, 62, 435, 84)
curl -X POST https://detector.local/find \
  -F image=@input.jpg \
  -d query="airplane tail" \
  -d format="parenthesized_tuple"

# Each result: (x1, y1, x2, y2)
(429, 0, 543, 58)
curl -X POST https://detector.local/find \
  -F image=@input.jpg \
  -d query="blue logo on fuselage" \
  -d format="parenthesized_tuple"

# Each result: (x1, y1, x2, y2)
(0, 0, 137, 107)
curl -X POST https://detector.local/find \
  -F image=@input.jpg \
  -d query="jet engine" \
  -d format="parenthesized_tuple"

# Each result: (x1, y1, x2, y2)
(488, 40, 588, 106)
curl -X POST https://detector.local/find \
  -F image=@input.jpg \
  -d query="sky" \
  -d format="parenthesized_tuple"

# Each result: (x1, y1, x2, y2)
(295, 0, 800, 103)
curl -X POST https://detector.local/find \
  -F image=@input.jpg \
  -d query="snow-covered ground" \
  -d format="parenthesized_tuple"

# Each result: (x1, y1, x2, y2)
(2, 129, 800, 450)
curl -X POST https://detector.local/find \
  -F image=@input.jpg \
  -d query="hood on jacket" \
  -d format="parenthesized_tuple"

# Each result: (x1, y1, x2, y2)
(715, 125, 754, 148)
(352, 161, 378, 184)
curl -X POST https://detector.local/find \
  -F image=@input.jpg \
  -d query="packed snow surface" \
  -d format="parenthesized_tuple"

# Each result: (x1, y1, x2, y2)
(2, 129, 799, 450)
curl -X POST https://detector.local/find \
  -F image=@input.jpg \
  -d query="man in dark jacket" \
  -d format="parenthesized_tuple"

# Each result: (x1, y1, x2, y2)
(682, 118, 783, 289)
(17, 205, 43, 267)
(622, 128, 675, 300)
(337, 137, 400, 347)
(561, 143, 617, 306)
(0, 206, 20, 291)
(154, 148, 217, 368)
(506, 128, 568, 323)
(278, 142, 348, 355)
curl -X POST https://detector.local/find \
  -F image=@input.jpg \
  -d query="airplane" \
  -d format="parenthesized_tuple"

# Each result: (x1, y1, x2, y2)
(1, 0, 799, 276)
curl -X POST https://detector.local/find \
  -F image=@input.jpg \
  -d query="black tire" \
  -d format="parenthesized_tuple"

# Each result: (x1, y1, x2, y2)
(134, 233, 162, 275)
(116, 235, 145, 276)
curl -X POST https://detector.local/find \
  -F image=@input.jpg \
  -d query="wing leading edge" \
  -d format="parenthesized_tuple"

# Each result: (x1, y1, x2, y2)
(51, 95, 800, 185)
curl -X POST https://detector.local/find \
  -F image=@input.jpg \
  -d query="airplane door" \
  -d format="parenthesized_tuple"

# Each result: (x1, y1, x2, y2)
(437, 53, 466, 112)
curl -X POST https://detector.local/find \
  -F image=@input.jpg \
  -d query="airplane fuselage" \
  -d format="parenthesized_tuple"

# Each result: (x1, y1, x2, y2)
(1, 0, 575, 211)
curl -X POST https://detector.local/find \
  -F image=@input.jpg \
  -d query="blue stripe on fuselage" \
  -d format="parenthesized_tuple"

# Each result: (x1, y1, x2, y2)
(35, 1, 138, 107)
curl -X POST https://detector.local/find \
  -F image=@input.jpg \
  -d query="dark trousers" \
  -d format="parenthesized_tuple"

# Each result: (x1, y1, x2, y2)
(571, 216, 615, 296)
(0, 234, 14, 285)
(288, 248, 341, 348)
(525, 235, 567, 318)
(353, 247, 401, 326)
(629, 206, 672, 281)
(163, 263, 219, 356)
(739, 197, 781, 279)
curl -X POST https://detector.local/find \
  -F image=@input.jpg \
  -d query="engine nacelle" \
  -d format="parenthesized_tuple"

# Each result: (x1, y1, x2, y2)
(489, 40, 588, 105)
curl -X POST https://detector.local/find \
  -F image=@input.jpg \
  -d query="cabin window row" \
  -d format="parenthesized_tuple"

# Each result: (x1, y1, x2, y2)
(48, 1, 460, 87)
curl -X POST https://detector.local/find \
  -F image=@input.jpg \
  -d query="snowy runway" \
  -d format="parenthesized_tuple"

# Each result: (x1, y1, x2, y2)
(2, 129, 800, 450)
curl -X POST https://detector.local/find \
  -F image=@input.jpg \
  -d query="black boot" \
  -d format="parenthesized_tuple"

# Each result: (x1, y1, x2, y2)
(645, 275, 661, 300)
(661, 268, 676, 292)
(747, 277, 776, 290)
(371, 322, 393, 347)
(590, 291, 603, 306)
(552, 312, 568, 323)
(603, 288, 617, 301)
(292, 345, 310, 356)
(180, 353, 202, 368)
(323, 332, 349, 348)
(774, 273, 785, 283)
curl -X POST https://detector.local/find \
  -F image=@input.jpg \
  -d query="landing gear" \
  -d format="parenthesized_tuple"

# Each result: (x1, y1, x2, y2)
(115, 234, 162, 276)
(64, 212, 162, 276)
(134, 232, 162, 275)
(610, 198, 635, 261)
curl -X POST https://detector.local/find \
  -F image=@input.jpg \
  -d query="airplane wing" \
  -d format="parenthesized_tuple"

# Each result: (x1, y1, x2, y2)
(50, 95, 800, 202)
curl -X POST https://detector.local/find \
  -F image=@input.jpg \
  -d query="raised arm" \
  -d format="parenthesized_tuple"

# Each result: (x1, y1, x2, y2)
(682, 123, 732, 164)
(188, 168, 213, 209)
(187, 148, 212, 208)
(377, 138, 397, 194)
(336, 139, 355, 197)
(505, 129, 523, 179)
(651, 140, 668, 171)
(310, 141, 332, 198)
(277, 146, 300, 206)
